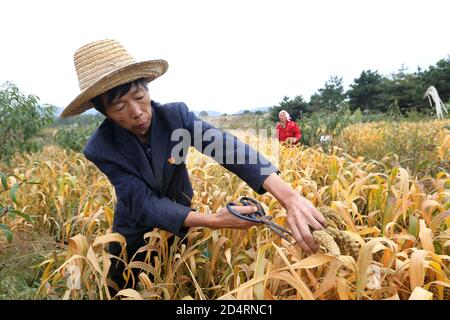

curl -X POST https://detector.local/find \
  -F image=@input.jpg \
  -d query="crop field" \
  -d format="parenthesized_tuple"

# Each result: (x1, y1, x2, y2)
(0, 120, 449, 300)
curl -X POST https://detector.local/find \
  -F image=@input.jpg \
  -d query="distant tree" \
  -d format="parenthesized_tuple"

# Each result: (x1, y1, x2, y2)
(421, 56, 450, 104)
(222, 113, 228, 116)
(307, 93, 322, 113)
(277, 56, 450, 118)
(271, 95, 308, 122)
(55, 112, 105, 126)
(349, 64, 441, 114)
(314, 75, 346, 111)
(243, 110, 251, 114)
(347, 70, 386, 112)
(54, 118, 102, 153)
(254, 111, 263, 115)
(385, 57, 450, 114)
(198, 111, 209, 117)
(386, 65, 426, 113)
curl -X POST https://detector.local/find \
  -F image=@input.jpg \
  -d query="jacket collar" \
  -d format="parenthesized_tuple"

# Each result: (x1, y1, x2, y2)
(149, 100, 170, 193)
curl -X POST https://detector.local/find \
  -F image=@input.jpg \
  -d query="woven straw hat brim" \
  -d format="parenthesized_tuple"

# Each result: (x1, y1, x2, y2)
(60, 59, 167, 118)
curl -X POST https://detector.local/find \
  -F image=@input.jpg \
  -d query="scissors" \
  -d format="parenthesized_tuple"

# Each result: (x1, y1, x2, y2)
(226, 196, 294, 243)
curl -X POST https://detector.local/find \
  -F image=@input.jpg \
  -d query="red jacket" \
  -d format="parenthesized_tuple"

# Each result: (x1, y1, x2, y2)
(276, 120, 302, 144)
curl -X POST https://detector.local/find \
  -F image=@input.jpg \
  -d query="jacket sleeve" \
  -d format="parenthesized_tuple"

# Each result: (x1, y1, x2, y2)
(174, 103, 279, 194)
(83, 148, 191, 238)
(292, 122, 302, 142)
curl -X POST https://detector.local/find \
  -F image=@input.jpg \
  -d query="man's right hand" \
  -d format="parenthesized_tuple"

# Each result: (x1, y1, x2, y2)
(210, 206, 260, 230)
(183, 206, 259, 230)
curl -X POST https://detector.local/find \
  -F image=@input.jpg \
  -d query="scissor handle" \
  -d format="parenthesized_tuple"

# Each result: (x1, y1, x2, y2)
(226, 197, 294, 243)
(226, 202, 262, 223)
(239, 196, 266, 214)
(226, 197, 266, 223)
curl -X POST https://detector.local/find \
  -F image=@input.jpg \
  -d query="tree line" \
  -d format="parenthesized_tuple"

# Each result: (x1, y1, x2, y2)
(271, 56, 450, 121)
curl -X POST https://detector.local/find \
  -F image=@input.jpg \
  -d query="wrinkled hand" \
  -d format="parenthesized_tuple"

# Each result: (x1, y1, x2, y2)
(212, 206, 260, 230)
(285, 194, 327, 254)
(285, 137, 297, 144)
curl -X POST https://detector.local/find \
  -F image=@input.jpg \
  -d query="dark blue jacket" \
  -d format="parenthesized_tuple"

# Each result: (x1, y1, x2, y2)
(83, 101, 278, 248)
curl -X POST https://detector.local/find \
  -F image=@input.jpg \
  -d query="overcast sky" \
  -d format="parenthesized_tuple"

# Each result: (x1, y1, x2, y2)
(1, 0, 449, 114)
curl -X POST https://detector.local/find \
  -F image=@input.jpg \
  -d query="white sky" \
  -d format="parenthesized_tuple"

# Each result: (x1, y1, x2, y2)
(1, 0, 449, 114)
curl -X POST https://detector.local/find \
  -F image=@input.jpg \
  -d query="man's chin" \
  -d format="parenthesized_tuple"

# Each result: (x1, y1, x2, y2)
(133, 124, 150, 138)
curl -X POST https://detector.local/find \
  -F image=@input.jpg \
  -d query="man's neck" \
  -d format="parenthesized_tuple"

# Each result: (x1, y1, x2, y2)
(138, 129, 150, 144)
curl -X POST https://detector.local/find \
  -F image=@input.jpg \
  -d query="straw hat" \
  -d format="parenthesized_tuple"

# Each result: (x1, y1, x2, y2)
(60, 39, 168, 118)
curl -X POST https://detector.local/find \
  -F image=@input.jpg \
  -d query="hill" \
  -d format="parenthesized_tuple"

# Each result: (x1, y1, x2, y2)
(54, 106, 99, 117)
(233, 106, 271, 115)
(192, 110, 222, 117)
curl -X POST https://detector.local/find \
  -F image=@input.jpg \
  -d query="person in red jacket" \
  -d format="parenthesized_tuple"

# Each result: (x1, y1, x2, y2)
(276, 110, 302, 144)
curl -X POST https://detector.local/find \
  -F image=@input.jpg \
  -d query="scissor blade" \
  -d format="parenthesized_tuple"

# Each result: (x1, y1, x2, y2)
(265, 221, 293, 243)
(266, 221, 292, 235)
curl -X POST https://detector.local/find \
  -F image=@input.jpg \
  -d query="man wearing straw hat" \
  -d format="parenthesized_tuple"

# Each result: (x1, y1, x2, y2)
(61, 39, 327, 294)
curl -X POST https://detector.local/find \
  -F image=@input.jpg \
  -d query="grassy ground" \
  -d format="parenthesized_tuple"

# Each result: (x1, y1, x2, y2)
(0, 231, 61, 299)
(201, 113, 273, 130)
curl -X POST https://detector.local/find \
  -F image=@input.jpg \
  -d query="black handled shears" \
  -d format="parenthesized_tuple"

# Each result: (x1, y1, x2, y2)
(226, 196, 293, 243)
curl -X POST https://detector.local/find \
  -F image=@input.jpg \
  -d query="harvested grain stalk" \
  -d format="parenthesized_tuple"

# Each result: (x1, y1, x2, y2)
(312, 206, 362, 259)
(312, 229, 341, 256)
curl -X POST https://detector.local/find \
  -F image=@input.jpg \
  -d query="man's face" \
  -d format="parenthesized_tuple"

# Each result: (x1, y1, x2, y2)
(102, 84, 152, 138)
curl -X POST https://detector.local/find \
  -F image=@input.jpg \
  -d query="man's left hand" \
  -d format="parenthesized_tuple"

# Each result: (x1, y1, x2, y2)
(262, 173, 327, 254)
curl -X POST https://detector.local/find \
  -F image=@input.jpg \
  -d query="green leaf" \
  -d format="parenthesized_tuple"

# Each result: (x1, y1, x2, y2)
(7, 209, 16, 219)
(434, 242, 442, 255)
(9, 182, 20, 204)
(0, 224, 13, 243)
(9, 209, 33, 222)
(417, 160, 431, 172)
(409, 214, 419, 238)
(25, 180, 41, 185)
(0, 172, 7, 190)
(382, 196, 396, 234)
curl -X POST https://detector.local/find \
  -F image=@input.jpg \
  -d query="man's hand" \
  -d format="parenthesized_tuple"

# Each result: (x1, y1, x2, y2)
(210, 206, 260, 229)
(183, 206, 259, 230)
(286, 137, 296, 144)
(263, 172, 327, 254)
(284, 193, 327, 253)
